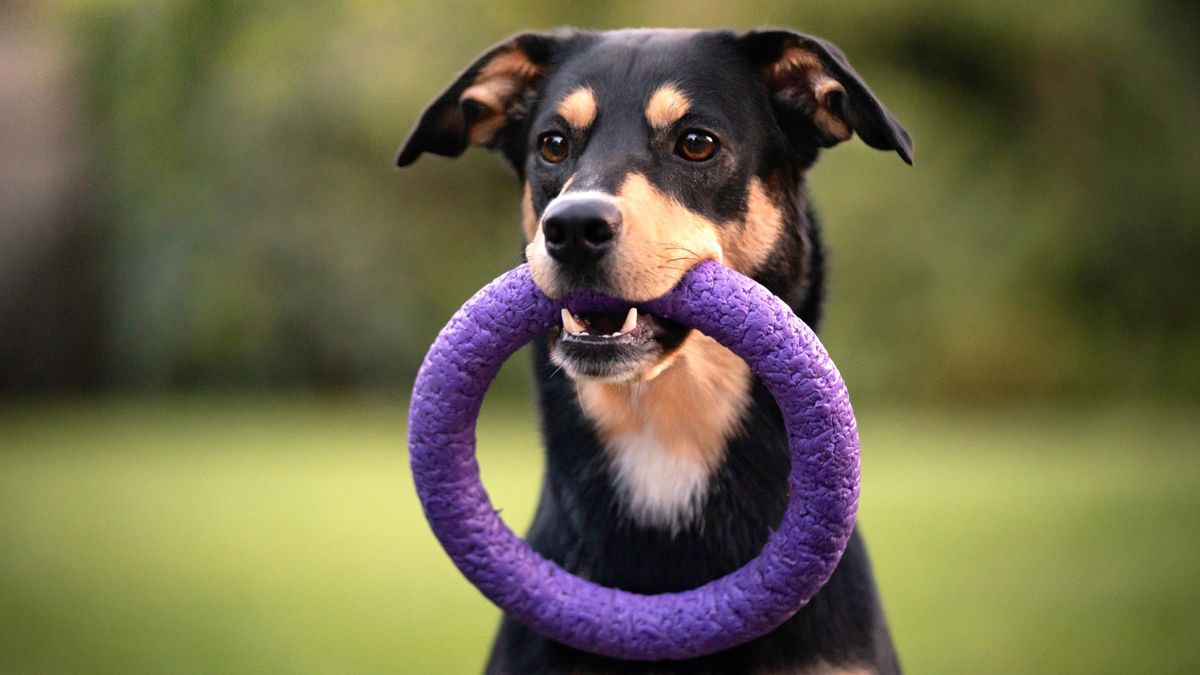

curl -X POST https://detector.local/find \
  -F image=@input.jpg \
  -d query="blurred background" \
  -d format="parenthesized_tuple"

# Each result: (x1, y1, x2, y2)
(1, 1, 1197, 673)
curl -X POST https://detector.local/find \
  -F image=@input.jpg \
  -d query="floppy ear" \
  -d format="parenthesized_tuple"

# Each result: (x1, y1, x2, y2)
(396, 32, 567, 167)
(737, 30, 914, 165)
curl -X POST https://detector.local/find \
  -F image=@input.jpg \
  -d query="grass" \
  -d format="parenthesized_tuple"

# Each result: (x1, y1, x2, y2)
(0, 396, 1197, 674)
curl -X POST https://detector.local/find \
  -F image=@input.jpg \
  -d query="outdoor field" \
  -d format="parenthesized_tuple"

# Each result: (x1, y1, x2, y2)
(1, 396, 1197, 674)
(2, 2, 1197, 673)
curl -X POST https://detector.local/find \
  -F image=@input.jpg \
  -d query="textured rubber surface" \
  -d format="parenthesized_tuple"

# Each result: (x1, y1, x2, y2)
(408, 261, 860, 660)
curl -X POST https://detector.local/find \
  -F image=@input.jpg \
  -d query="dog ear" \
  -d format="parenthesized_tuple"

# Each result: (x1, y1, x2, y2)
(736, 30, 913, 165)
(396, 32, 567, 167)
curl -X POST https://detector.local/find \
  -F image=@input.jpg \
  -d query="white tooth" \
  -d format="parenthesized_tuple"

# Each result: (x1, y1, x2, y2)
(561, 308, 586, 336)
(619, 307, 638, 335)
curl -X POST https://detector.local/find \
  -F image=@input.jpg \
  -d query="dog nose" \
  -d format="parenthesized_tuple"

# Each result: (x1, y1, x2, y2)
(541, 197, 621, 267)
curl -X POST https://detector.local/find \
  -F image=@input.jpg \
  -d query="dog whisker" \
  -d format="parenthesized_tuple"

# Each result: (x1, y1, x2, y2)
(658, 244, 704, 259)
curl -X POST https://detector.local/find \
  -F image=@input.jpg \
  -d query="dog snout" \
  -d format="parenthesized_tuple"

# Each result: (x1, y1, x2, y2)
(542, 196, 621, 268)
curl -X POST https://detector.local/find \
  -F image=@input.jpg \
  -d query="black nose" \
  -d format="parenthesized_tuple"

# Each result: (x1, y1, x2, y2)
(541, 197, 621, 267)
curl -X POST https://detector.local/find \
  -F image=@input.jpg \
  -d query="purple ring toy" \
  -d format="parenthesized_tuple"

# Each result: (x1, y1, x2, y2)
(408, 260, 860, 661)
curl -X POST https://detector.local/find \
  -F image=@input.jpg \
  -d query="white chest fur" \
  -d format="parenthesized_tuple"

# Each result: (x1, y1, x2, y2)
(606, 426, 713, 530)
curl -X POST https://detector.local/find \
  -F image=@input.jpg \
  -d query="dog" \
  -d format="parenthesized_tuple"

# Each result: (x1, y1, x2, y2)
(397, 28, 913, 674)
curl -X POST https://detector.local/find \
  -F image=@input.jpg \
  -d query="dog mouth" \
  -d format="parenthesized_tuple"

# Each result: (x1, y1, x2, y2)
(549, 306, 690, 381)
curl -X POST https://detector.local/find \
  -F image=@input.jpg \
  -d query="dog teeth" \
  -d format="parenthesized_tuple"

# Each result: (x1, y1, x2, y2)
(561, 307, 638, 339)
(561, 308, 587, 336)
(618, 307, 638, 335)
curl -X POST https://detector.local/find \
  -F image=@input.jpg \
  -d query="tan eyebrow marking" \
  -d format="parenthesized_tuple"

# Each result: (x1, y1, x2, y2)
(645, 84, 691, 129)
(556, 86, 597, 129)
(722, 177, 785, 275)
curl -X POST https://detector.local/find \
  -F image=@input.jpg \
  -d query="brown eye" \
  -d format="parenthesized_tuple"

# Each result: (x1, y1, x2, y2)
(539, 133, 569, 163)
(676, 130, 718, 161)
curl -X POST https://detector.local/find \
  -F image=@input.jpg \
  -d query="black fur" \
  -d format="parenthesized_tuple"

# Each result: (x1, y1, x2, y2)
(398, 28, 912, 674)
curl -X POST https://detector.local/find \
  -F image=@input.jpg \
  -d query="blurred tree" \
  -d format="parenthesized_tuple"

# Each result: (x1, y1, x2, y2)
(2, 0, 1194, 401)
(0, 4, 102, 390)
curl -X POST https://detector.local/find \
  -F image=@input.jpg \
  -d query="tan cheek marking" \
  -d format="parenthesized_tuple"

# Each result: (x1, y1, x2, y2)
(556, 87, 597, 129)
(520, 182, 536, 241)
(606, 173, 723, 301)
(577, 331, 751, 478)
(767, 47, 852, 142)
(722, 177, 784, 274)
(458, 49, 543, 147)
(525, 230, 559, 297)
(524, 174, 579, 289)
(644, 84, 691, 129)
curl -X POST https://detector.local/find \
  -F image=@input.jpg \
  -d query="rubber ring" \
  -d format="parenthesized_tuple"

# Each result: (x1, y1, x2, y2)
(408, 260, 859, 660)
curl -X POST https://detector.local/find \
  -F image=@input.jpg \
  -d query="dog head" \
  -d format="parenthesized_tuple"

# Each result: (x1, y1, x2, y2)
(398, 29, 911, 383)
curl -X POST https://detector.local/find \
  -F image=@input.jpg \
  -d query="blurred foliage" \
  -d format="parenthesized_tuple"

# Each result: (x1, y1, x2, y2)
(39, 0, 1200, 399)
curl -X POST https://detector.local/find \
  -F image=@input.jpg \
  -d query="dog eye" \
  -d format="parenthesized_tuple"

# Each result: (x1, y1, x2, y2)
(538, 133, 569, 163)
(676, 130, 718, 162)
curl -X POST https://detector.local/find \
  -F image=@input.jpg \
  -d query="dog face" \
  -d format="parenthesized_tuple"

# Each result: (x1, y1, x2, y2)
(399, 29, 911, 383)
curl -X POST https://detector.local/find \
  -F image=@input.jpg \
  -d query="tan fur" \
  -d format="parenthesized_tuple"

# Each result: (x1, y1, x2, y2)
(523, 175, 579, 243)
(458, 83, 506, 118)
(529, 172, 725, 300)
(567, 177, 783, 520)
(765, 48, 820, 86)
(809, 75, 852, 141)
(601, 172, 724, 300)
(521, 182, 536, 241)
(765, 47, 852, 141)
(458, 48, 544, 146)
(644, 84, 691, 129)
(465, 107, 510, 146)
(577, 333, 751, 486)
(525, 175, 792, 510)
(721, 177, 785, 274)
(526, 219, 554, 288)
(527, 173, 792, 299)
(557, 87, 597, 129)
(477, 48, 541, 83)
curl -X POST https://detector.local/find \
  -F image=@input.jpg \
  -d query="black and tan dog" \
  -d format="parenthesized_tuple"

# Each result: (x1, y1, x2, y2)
(398, 28, 913, 675)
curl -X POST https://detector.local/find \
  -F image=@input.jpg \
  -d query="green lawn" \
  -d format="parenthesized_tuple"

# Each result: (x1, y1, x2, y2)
(1, 397, 1197, 674)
